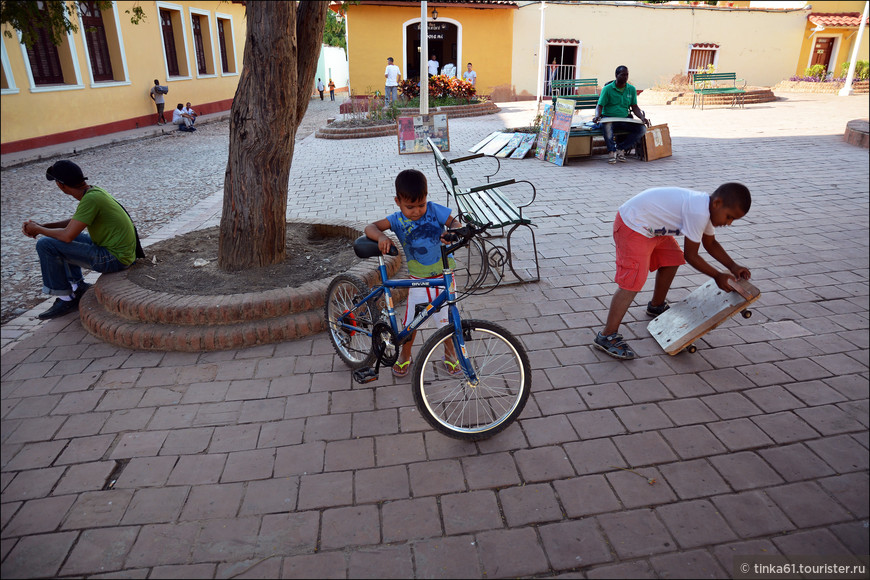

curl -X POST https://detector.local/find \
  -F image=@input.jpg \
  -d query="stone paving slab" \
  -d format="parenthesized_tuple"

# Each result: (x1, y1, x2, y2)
(1, 92, 869, 578)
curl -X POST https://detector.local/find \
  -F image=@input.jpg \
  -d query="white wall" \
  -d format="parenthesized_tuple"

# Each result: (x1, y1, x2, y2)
(512, 3, 808, 95)
(315, 44, 349, 92)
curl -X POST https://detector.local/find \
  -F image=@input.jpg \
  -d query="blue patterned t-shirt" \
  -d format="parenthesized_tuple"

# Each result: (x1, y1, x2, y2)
(387, 202, 455, 277)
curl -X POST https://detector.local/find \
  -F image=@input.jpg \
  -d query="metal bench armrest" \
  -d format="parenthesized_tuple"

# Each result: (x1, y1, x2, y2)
(460, 178, 516, 194)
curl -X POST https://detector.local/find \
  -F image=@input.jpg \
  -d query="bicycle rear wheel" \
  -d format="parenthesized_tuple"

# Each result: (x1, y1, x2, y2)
(412, 319, 531, 441)
(325, 274, 378, 368)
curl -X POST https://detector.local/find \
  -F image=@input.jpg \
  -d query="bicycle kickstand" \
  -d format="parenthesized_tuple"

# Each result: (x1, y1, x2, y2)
(352, 343, 385, 384)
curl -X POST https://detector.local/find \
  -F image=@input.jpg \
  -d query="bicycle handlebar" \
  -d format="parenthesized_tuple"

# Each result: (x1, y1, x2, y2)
(443, 223, 491, 254)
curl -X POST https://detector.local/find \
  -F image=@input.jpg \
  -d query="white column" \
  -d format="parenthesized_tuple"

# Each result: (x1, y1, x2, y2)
(421, 1, 429, 114)
(535, 2, 547, 104)
(839, 1, 868, 97)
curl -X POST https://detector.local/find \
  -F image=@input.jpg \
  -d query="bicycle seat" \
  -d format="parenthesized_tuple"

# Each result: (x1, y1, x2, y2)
(353, 235, 398, 258)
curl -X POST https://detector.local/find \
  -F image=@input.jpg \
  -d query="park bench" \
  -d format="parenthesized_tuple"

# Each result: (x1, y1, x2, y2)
(427, 137, 540, 285)
(692, 72, 746, 110)
(550, 77, 599, 97)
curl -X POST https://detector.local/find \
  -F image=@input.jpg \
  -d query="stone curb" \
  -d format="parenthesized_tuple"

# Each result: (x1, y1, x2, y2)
(79, 221, 404, 351)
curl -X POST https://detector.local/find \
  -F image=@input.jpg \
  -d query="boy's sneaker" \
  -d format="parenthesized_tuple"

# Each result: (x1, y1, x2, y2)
(608, 151, 618, 164)
(616, 150, 627, 162)
(646, 300, 670, 316)
(593, 332, 636, 360)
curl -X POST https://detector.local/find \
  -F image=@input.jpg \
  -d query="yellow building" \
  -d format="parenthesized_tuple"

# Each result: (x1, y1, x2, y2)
(797, 1, 869, 78)
(1, 1, 246, 154)
(340, 0, 516, 98)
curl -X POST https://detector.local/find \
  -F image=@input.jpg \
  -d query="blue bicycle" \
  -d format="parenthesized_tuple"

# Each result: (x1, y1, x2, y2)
(324, 224, 531, 440)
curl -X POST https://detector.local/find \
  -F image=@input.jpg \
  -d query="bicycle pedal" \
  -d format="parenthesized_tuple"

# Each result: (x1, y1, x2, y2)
(352, 368, 379, 384)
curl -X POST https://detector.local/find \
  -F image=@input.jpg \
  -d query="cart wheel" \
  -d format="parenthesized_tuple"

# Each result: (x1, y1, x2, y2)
(741, 310, 752, 319)
(686, 344, 698, 354)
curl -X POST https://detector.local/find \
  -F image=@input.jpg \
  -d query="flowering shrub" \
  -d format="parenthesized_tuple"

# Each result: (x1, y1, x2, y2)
(788, 75, 847, 82)
(398, 75, 477, 101)
(428, 75, 477, 99)
(399, 79, 419, 99)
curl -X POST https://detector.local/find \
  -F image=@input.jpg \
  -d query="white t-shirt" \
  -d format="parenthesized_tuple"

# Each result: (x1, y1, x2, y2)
(428, 59, 440, 76)
(463, 70, 477, 85)
(317, 79, 324, 91)
(385, 64, 400, 86)
(618, 187, 715, 243)
(150, 86, 164, 105)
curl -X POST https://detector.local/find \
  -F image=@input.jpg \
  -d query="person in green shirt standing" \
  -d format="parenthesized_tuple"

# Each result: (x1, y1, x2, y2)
(593, 65, 651, 164)
(22, 160, 140, 319)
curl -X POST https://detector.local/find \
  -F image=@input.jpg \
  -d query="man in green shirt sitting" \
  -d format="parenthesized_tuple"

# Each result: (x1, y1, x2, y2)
(593, 65, 651, 164)
(22, 160, 140, 319)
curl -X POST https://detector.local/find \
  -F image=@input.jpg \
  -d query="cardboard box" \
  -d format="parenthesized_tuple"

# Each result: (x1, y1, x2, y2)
(641, 124, 672, 161)
(566, 135, 592, 157)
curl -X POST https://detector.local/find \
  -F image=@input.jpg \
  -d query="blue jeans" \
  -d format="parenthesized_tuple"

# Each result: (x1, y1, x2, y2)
(36, 233, 128, 296)
(385, 85, 398, 105)
(601, 121, 646, 153)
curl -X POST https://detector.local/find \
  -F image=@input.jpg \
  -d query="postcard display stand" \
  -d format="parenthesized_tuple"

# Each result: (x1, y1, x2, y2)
(398, 114, 449, 154)
(545, 98, 575, 166)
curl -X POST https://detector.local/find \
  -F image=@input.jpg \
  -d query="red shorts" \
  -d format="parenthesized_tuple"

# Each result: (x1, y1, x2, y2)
(613, 212, 685, 292)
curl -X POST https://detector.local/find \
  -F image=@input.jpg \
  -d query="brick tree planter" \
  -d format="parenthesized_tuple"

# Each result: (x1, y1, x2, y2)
(638, 88, 776, 107)
(79, 220, 404, 352)
(844, 119, 869, 148)
(316, 101, 499, 139)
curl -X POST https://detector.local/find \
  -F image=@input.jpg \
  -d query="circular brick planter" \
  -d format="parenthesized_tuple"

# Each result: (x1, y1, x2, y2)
(844, 119, 869, 148)
(79, 220, 404, 352)
(315, 101, 499, 139)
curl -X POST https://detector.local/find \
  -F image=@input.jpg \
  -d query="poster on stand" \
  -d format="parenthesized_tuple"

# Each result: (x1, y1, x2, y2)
(397, 114, 449, 154)
(534, 104, 554, 160)
(545, 98, 575, 166)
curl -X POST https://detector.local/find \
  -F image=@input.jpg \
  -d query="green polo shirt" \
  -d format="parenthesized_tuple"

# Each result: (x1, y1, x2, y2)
(597, 82, 638, 118)
(72, 186, 137, 266)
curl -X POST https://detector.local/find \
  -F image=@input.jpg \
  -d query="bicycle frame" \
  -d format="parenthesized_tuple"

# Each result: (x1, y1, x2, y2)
(333, 239, 479, 381)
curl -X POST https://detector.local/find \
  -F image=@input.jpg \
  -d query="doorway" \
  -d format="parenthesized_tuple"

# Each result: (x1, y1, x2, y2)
(810, 37, 834, 75)
(405, 20, 459, 80)
(544, 43, 579, 95)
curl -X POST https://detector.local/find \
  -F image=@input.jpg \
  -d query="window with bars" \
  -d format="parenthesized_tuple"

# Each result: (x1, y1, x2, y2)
(217, 17, 230, 73)
(160, 8, 180, 76)
(686, 43, 719, 81)
(80, 1, 114, 81)
(26, 19, 64, 85)
(192, 14, 206, 75)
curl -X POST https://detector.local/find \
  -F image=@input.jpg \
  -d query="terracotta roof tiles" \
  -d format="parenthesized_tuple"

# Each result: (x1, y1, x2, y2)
(808, 12, 870, 28)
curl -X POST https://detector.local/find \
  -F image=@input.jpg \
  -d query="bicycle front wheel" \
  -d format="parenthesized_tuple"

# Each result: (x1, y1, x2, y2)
(412, 319, 531, 441)
(324, 274, 378, 368)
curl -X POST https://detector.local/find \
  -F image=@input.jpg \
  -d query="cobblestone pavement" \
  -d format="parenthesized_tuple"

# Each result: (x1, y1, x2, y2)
(0, 97, 341, 324)
(1, 93, 868, 578)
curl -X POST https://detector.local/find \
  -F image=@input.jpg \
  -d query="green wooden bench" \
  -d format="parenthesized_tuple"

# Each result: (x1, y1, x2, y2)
(550, 77, 599, 98)
(548, 92, 646, 159)
(428, 137, 540, 285)
(692, 72, 747, 110)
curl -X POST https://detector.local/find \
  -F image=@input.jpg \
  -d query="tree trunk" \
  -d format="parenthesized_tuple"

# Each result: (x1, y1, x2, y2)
(218, 1, 328, 271)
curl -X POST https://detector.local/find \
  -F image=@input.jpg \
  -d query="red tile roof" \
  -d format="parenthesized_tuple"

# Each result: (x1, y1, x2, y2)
(808, 13, 870, 28)
(547, 38, 580, 44)
(691, 43, 720, 48)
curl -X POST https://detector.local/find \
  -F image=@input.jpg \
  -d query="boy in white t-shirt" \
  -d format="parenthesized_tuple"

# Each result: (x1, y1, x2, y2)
(594, 183, 752, 360)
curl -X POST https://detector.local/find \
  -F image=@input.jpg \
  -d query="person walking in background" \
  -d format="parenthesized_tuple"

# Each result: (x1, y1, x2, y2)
(463, 62, 477, 86)
(149, 79, 167, 125)
(328, 78, 336, 101)
(317, 78, 325, 100)
(384, 57, 402, 106)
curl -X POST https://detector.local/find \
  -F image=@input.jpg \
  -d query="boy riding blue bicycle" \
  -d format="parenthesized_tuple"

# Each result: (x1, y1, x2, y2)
(364, 169, 461, 377)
